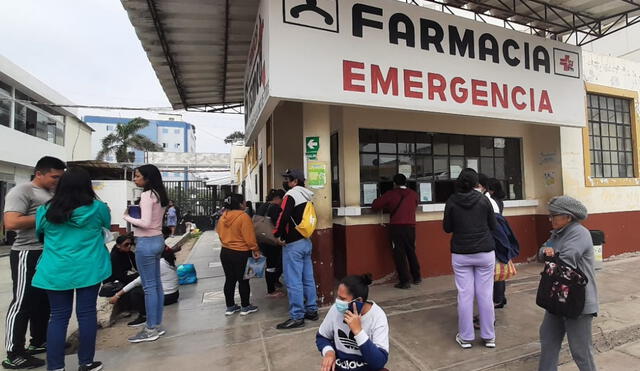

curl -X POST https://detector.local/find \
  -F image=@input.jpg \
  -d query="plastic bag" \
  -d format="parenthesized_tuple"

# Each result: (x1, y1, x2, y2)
(243, 256, 267, 280)
(177, 263, 198, 285)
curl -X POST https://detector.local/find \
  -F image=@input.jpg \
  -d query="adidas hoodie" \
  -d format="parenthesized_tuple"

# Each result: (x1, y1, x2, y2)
(316, 302, 389, 371)
(273, 186, 314, 244)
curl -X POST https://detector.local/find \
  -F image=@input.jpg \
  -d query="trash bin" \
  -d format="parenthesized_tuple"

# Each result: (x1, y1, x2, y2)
(590, 230, 605, 270)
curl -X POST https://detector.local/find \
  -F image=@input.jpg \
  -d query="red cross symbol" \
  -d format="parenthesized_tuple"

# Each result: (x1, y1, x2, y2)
(560, 55, 574, 71)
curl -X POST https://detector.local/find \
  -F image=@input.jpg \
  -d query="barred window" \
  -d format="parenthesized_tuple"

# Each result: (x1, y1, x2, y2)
(587, 93, 634, 178)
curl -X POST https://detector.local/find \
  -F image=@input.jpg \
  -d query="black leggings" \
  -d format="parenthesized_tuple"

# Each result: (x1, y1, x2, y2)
(261, 243, 282, 294)
(220, 248, 251, 308)
(128, 287, 179, 316)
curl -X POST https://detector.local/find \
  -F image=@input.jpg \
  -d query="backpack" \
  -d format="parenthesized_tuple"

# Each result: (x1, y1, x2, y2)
(293, 202, 317, 239)
(253, 214, 280, 246)
(536, 255, 588, 318)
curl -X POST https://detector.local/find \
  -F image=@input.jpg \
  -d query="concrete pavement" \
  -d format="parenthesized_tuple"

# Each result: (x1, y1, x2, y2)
(3, 231, 640, 370)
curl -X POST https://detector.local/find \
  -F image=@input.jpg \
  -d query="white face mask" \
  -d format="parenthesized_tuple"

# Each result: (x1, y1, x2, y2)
(335, 298, 350, 314)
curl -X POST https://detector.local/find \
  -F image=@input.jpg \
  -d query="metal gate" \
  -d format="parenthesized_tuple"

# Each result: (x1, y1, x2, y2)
(164, 181, 218, 231)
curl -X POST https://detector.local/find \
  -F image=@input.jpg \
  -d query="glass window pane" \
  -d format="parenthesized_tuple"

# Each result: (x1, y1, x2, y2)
(480, 137, 493, 156)
(591, 165, 596, 176)
(450, 135, 464, 156)
(14, 103, 26, 133)
(625, 139, 632, 151)
(359, 130, 377, 152)
(0, 97, 9, 127)
(450, 157, 464, 179)
(416, 133, 432, 154)
(602, 138, 609, 150)
(603, 164, 612, 178)
(434, 134, 448, 155)
(589, 108, 599, 121)
(599, 108, 608, 122)
(624, 126, 631, 138)
(464, 136, 480, 157)
(594, 151, 602, 163)
(495, 157, 505, 179)
(480, 157, 494, 177)
(607, 110, 616, 122)
(379, 154, 397, 180)
(628, 165, 634, 177)
(378, 131, 396, 153)
(397, 131, 415, 154)
(618, 138, 624, 152)
(26, 108, 37, 136)
(607, 97, 615, 110)
(611, 165, 619, 178)
(595, 165, 603, 178)
(0, 80, 10, 96)
(494, 148, 504, 157)
(434, 157, 448, 180)
(617, 125, 624, 138)
(590, 123, 600, 136)
(610, 138, 617, 151)
(398, 155, 415, 178)
(416, 155, 433, 181)
(359, 154, 378, 181)
(593, 137, 601, 150)
(622, 112, 631, 125)
(626, 152, 634, 164)
(598, 96, 607, 109)
(614, 99, 623, 112)
(589, 94, 598, 108)
(56, 122, 65, 145)
(619, 165, 627, 178)
(603, 151, 611, 164)
(466, 157, 479, 172)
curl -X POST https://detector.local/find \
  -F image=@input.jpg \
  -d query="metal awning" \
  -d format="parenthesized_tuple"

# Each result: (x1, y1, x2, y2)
(121, 0, 640, 111)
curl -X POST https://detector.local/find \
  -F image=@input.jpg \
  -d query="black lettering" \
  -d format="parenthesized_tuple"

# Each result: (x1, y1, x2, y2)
(478, 33, 499, 63)
(352, 4, 383, 38)
(533, 46, 550, 73)
(448, 26, 475, 58)
(524, 42, 530, 70)
(420, 18, 444, 53)
(503, 39, 520, 67)
(389, 13, 415, 47)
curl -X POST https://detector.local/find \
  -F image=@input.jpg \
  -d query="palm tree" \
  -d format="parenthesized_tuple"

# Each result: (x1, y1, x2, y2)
(96, 117, 163, 162)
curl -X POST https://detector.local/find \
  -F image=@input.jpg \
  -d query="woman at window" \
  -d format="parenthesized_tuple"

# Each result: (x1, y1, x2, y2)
(538, 196, 598, 371)
(123, 164, 169, 343)
(443, 168, 497, 349)
(316, 274, 389, 371)
(33, 167, 111, 371)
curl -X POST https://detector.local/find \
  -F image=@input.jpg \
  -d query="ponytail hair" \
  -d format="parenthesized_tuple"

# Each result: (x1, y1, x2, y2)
(223, 193, 245, 211)
(340, 273, 373, 301)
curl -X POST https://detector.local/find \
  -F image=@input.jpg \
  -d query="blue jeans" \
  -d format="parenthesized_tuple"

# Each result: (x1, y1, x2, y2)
(282, 239, 318, 320)
(46, 285, 99, 370)
(135, 235, 165, 328)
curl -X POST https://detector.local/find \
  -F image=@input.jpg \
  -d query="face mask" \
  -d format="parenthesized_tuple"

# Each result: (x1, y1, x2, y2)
(335, 299, 350, 314)
(282, 181, 291, 191)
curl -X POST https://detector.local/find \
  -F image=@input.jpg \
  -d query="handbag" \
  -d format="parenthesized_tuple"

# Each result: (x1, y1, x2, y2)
(253, 215, 281, 245)
(494, 260, 517, 281)
(536, 255, 588, 319)
(243, 256, 267, 280)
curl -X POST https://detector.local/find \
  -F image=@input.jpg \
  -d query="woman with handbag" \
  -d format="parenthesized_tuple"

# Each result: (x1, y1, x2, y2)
(538, 196, 598, 371)
(33, 167, 111, 371)
(216, 193, 261, 316)
(256, 189, 286, 297)
(443, 168, 497, 349)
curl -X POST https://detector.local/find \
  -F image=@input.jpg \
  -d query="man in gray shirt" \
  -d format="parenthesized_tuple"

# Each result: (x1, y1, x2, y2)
(2, 156, 65, 369)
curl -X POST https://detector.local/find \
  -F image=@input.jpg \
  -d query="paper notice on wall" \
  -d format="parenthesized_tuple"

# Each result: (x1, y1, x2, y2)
(399, 164, 412, 178)
(450, 165, 462, 179)
(419, 183, 432, 202)
(307, 161, 327, 189)
(544, 171, 556, 186)
(467, 158, 478, 172)
(363, 183, 377, 205)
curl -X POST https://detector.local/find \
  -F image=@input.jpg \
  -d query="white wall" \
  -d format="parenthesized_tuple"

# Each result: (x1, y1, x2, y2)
(64, 117, 93, 161)
(157, 126, 185, 153)
(92, 180, 141, 228)
(0, 125, 66, 168)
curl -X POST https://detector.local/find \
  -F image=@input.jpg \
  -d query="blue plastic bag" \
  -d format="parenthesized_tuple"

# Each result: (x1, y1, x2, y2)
(177, 263, 197, 285)
(243, 256, 267, 280)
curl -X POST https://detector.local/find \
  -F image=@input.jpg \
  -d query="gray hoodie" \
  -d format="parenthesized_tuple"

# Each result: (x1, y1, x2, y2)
(538, 222, 599, 314)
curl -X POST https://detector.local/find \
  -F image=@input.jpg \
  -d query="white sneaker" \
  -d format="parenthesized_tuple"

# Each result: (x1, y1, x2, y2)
(484, 338, 496, 348)
(456, 333, 473, 349)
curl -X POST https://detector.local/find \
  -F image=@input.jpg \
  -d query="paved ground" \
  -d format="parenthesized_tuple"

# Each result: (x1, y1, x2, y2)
(2, 231, 640, 370)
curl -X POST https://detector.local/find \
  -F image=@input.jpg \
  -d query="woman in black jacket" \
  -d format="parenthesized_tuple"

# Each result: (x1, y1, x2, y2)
(443, 168, 498, 349)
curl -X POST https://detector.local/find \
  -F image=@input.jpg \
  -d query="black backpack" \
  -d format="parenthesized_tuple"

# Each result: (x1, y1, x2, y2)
(536, 255, 588, 319)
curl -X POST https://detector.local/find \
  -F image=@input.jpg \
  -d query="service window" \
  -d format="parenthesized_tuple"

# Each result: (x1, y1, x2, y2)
(358, 129, 523, 205)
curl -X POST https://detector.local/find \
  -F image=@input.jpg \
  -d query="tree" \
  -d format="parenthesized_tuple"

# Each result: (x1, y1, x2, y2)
(224, 131, 245, 144)
(96, 117, 163, 162)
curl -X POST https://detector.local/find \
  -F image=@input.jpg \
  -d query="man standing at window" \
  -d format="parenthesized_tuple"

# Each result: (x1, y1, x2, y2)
(372, 174, 421, 289)
(3, 156, 66, 369)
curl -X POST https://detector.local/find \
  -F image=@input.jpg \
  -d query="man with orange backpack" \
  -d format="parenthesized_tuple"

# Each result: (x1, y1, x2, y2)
(274, 169, 319, 330)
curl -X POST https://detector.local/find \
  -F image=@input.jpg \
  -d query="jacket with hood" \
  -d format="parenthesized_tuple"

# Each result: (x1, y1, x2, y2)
(33, 200, 112, 291)
(274, 186, 314, 244)
(443, 191, 497, 255)
(216, 210, 258, 252)
(371, 187, 418, 225)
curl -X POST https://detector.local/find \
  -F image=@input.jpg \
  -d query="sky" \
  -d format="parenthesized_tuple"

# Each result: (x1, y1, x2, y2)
(0, 0, 244, 153)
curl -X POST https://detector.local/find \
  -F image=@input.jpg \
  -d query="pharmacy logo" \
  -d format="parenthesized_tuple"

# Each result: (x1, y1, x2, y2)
(283, 0, 339, 33)
(553, 48, 580, 79)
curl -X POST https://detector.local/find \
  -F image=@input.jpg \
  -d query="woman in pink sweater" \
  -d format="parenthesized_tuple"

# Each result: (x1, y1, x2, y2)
(123, 164, 168, 343)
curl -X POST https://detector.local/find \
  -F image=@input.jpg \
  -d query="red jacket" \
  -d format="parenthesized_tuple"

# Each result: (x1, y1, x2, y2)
(371, 187, 418, 225)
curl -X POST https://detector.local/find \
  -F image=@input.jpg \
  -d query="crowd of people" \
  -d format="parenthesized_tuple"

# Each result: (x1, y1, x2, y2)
(0, 155, 598, 371)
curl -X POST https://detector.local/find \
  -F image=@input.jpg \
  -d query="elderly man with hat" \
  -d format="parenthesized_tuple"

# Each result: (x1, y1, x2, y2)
(273, 169, 319, 330)
(537, 195, 598, 371)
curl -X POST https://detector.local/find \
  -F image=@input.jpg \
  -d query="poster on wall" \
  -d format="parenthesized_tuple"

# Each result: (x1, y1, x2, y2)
(363, 183, 377, 204)
(307, 161, 327, 188)
(419, 182, 432, 202)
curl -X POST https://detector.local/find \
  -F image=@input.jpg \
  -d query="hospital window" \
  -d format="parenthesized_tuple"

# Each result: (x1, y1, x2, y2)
(587, 94, 635, 178)
(359, 129, 523, 205)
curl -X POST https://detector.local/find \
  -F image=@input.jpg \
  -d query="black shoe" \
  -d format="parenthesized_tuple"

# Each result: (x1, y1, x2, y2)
(274, 281, 284, 289)
(413, 279, 422, 285)
(304, 311, 319, 321)
(2, 354, 46, 369)
(25, 343, 46, 356)
(394, 282, 411, 289)
(127, 315, 147, 327)
(276, 318, 305, 330)
(79, 361, 103, 371)
(494, 298, 507, 309)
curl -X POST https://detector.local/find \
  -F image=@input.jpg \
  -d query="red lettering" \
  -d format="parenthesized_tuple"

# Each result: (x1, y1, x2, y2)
(490, 82, 508, 108)
(343, 60, 365, 92)
(451, 77, 468, 103)
(471, 79, 488, 106)
(403, 69, 423, 99)
(538, 90, 553, 113)
(427, 73, 447, 101)
(530, 88, 535, 111)
(512, 86, 526, 110)
(371, 65, 399, 95)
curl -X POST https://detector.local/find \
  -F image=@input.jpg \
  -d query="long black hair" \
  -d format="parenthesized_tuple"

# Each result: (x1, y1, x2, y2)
(45, 167, 97, 224)
(136, 164, 169, 207)
(486, 178, 506, 200)
(340, 273, 373, 301)
(455, 168, 479, 193)
(162, 248, 177, 267)
(223, 193, 245, 211)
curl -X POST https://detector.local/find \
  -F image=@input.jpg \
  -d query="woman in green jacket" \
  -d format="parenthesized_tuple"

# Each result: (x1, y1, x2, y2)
(33, 167, 111, 371)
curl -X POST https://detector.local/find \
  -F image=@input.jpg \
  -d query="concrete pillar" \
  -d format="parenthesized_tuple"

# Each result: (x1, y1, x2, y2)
(302, 103, 335, 304)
